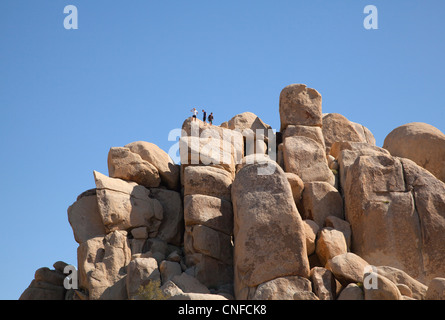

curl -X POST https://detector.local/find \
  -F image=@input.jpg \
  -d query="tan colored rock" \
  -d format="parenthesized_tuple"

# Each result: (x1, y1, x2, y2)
(383, 122, 445, 182)
(343, 155, 424, 279)
(93, 171, 163, 235)
(322, 113, 375, 155)
(344, 154, 445, 284)
(283, 136, 335, 186)
(326, 253, 369, 286)
(181, 118, 244, 164)
(220, 121, 229, 128)
(171, 272, 210, 294)
(126, 257, 160, 299)
(285, 172, 304, 204)
(77, 230, 131, 300)
(400, 158, 445, 283)
(310, 267, 337, 300)
(183, 165, 233, 201)
(192, 254, 234, 289)
(299, 182, 343, 227)
(68, 189, 107, 244)
(363, 273, 402, 300)
(149, 188, 183, 246)
(376, 265, 427, 300)
(232, 160, 310, 299)
(186, 225, 233, 265)
(236, 153, 275, 174)
(396, 284, 413, 298)
(325, 216, 352, 249)
(279, 84, 322, 131)
(131, 227, 148, 239)
(334, 142, 390, 189)
(159, 261, 182, 285)
(125, 141, 180, 190)
(228, 111, 271, 133)
(425, 278, 445, 300)
(184, 194, 233, 236)
(251, 276, 312, 300)
(180, 137, 236, 180)
(244, 130, 268, 156)
(107, 147, 161, 188)
(316, 228, 348, 266)
(337, 283, 364, 300)
(303, 219, 319, 256)
(283, 125, 326, 150)
(19, 264, 67, 300)
(293, 291, 320, 300)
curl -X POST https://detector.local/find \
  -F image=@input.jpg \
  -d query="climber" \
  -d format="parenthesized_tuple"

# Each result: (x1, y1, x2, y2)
(208, 112, 214, 126)
(202, 109, 207, 124)
(191, 107, 198, 121)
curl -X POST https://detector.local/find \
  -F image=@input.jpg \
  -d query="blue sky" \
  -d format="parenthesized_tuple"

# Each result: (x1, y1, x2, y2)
(0, 1, 444, 299)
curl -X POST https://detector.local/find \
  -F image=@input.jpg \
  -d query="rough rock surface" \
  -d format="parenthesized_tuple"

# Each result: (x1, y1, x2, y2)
(21, 83, 445, 301)
(383, 122, 445, 182)
(232, 160, 309, 299)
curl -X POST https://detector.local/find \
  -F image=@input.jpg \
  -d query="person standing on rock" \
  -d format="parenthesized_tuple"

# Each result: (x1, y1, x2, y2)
(202, 109, 207, 124)
(208, 112, 214, 126)
(191, 107, 198, 121)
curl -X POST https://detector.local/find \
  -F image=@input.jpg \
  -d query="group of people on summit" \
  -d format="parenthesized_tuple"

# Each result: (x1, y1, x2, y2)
(190, 107, 213, 125)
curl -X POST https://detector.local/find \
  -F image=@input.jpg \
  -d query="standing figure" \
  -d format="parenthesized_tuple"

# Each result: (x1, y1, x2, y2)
(202, 109, 207, 124)
(191, 107, 198, 121)
(208, 112, 214, 126)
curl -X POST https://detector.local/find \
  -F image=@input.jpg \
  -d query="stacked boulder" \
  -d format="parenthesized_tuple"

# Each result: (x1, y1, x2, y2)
(20, 83, 445, 300)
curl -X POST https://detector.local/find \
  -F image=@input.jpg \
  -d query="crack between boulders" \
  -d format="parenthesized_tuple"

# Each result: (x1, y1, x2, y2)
(400, 159, 426, 281)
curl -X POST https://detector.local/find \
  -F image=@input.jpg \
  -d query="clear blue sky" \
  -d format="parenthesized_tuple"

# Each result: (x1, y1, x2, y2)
(1, 1, 444, 299)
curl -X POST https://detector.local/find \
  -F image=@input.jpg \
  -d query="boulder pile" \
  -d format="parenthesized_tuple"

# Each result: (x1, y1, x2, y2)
(20, 84, 445, 300)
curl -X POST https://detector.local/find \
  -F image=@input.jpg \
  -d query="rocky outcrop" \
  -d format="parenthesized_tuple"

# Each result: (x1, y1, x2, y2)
(342, 151, 445, 284)
(322, 113, 376, 155)
(20, 83, 445, 300)
(383, 122, 445, 183)
(232, 159, 309, 299)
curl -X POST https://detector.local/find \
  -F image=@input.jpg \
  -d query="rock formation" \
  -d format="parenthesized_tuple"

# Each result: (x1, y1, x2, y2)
(20, 83, 445, 300)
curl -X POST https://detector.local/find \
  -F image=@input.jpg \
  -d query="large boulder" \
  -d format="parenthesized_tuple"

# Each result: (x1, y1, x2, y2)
(333, 142, 390, 191)
(322, 113, 376, 155)
(383, 122, 445, 183)
(77, 230, 131, 300)
(325, 253, 369, 286)
(107, 147, 161, 188)
(19, 262, 68, 300)
(179, 137, 236, 180)
(149, 188, 184, 246)
(250, 276, 312, 300)
(279, 84, 322, 131)
(68, 189, 107, 244)
(232, 159, 310, 299)
(298, 181, 343, 227)
(363, 273, 402, 300)
(181, 118, 244, 164)
(125, 141, 180, 190)
(283, 125, 326, 150)
(184, 194, 233, 236)
(126, 257, 160, 300)
(227, 111, 271, 133)
(315, 228, 348, 266)
(183, 166, 233, 201)
(344, 153, 445, 284)
(376, 266, 427, 300)
(283, 136, 335, 186)
(93, 171, 163, 235)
